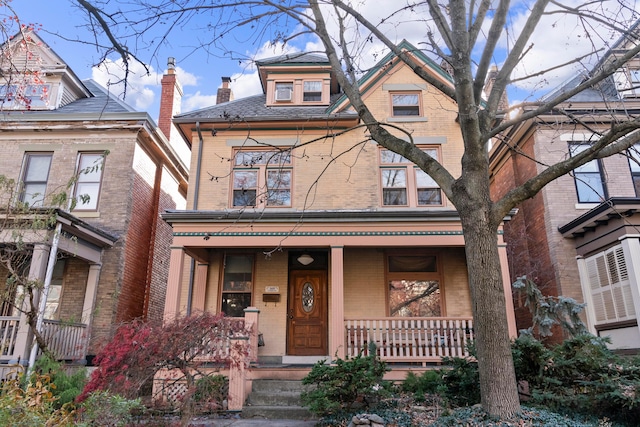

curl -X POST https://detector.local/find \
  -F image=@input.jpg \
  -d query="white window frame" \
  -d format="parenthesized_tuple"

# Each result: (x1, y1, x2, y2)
(73, 152, 105, 211)
(20, 152, 53, 207)
(303, 80, 322, 102)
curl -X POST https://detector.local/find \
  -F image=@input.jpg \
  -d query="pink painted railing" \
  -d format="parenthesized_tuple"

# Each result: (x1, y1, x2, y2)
(345, 317, 474, 364)
(192, 318, 246, 362)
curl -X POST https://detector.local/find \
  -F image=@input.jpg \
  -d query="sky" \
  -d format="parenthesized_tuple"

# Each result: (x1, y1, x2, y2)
(7, 0, 639, 124)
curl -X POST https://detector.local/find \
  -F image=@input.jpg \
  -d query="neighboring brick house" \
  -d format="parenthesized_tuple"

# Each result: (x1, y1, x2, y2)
(160, 40, 517, 380)
(490, 23, 640, 351)
(0, 31, 189, 369)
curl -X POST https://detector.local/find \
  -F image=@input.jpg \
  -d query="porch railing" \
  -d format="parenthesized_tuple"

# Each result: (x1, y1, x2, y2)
(0, 317, 88, 362)
(192, 318, 246, 362)
(345, 317, 474, 364)
(40, 320, 87, 361)
(0, 316, 21, 362)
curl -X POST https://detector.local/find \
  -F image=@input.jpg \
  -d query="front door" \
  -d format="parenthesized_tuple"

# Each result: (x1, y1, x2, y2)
(287, 270, 328, 356)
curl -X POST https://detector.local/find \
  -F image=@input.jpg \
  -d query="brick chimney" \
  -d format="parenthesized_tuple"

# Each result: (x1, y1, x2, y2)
(484, 65, 509, 113)
(216, 76, 233, 104)
(159, 57, 183, 140)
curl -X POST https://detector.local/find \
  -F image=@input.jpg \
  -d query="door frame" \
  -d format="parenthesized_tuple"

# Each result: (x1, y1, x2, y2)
(286, 269, 328, 356)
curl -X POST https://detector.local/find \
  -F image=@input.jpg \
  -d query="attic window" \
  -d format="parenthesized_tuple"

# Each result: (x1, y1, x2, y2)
(275, 82, 293, 102)
(391, 93, 420, 116)
(0, 83, 50, 109)
(303, 81, 322, 102)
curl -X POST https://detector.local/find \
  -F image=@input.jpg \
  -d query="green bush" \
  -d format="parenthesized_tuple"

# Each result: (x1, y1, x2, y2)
(31, 355, 87, 408)
(191, 374, 228, 413)
(402, 369, 443, 396)
(440, 356, 480, 407)
(301, 347, 390, 416)
(0, 373, 75, 427)
(528, 335, 640, 425)
(76, 390, 143, 427)
(511, 334, 550, 388)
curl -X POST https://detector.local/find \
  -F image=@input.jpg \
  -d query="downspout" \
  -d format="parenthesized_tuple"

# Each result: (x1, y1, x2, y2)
(27, 221, 62, 375)
(186, 122, 205, 315)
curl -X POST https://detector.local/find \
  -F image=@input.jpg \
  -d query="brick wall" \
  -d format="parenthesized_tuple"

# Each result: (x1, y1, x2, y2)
(59, 258, 89, 322)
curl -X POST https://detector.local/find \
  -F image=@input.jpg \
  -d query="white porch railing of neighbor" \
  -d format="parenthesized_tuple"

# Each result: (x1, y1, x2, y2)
(0, 317, 88, 365)
(40, 320, 87, 361)
(345, 317, 474, 365)
(0, 316, 20, 362)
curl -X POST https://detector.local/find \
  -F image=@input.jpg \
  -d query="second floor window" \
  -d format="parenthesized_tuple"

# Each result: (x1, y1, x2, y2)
(570, 144, 607, 203)
(380, 148, 442, 207)
(20, 152, 53, 207)
(232, 150, 292, 208)
(73, 153, 105, 211)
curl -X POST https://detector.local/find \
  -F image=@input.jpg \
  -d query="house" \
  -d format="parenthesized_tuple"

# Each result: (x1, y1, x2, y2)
(489, 22, 640, 351)
(160, 41, 517, 387)
(0, 30, 189, 371)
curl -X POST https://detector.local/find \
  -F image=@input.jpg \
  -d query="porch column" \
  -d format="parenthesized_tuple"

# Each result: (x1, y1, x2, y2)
(163, 246, 186, 322)
(498, 243, 517, 338)
(12, 244, 50, 364)
(329, 246, 345, 360)
(575, 255, 597, 335)
(619, 235, 640, 338)
(81, 264, 102, 325)
(191, 262, 208, 313)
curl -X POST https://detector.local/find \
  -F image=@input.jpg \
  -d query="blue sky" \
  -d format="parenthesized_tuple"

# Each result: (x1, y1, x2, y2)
(8, 0, 637, 123)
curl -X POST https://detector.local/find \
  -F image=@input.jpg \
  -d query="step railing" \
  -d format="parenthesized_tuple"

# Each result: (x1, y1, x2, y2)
(345, 317, 474, 364)
(40, 320, 87, 361)
(0, 316, 21, 362)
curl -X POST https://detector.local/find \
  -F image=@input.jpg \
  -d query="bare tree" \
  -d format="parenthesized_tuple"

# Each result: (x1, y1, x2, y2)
(73, 0, 640, 417)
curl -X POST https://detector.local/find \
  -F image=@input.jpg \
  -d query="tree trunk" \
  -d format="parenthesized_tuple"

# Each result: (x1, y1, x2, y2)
(459, 206, 520, 417)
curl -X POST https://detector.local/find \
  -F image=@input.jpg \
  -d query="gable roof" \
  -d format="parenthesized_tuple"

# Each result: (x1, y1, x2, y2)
(327, 40, 455, 114)
(176, 40, 455, 126)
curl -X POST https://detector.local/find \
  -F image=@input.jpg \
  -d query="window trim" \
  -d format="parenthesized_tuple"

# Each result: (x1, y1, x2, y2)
(230, 149, 293, 208)
(219, 252, 255, 318)
(20, 152, 53, 207)
(302, 80, 323, 102)
(569, 143, 608, 204)
(274, 82, 293, 102)
(390, 91, 422, 117)
(384, 251, 445, 317)
(72, 152, 106, 212)
(379, 146, 443, 207)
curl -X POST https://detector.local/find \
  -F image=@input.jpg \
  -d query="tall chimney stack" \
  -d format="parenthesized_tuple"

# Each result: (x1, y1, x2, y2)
(159, 57, 183, 141)
(216, 76, 233, 104)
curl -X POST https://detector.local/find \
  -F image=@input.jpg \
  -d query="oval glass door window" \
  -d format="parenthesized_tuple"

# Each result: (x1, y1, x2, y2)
(302, 282, 315, 312)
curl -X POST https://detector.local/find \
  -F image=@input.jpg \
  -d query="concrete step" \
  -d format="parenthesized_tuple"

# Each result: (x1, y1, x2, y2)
(247, 391, 302, 406)
(250, 379, 307, 393)
(241, 405, 315, 421)
(242, 379, 315, 421)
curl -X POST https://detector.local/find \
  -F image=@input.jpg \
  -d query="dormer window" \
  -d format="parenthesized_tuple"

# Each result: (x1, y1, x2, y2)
(275, 82, 293, 102)
(0, 83, 51, 109)
(303, 81, 322, 102)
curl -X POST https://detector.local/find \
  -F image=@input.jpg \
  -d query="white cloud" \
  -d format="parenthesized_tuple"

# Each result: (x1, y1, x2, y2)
(92, 57, 160, 110)
(182, 91, 219, 111)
